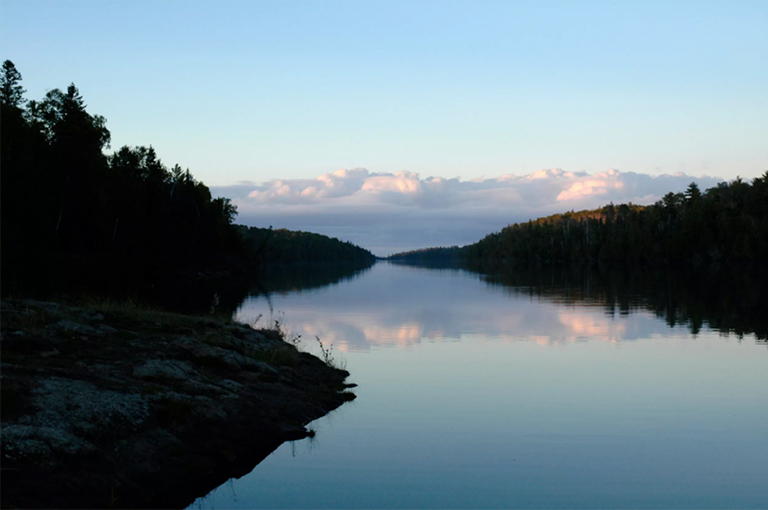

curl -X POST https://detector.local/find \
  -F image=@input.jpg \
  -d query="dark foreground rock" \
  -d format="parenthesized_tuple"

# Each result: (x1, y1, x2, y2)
(0, 300, 356, 509)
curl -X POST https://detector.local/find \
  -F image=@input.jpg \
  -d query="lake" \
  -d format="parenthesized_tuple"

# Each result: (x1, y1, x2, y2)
(190, 262, 767, 509)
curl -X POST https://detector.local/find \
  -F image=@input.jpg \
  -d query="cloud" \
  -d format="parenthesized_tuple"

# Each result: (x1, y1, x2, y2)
(556, 171, 626, 201)
(212, 168, 723, 256)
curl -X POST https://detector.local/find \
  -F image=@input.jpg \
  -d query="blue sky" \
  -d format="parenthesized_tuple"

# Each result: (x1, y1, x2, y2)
(2, 1, 767, 252)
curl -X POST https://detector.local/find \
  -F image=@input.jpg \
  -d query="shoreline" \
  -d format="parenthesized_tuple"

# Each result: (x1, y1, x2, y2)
(1, 299, 355, 509)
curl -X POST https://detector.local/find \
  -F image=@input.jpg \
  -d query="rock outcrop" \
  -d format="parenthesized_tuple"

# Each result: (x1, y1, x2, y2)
(1, 300, 355, 509)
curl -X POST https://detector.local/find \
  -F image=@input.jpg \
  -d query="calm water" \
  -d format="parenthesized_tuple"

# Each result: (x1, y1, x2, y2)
(191, 262, 767, 509)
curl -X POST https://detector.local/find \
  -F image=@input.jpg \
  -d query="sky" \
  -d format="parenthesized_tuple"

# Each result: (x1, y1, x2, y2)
(2, 1, 767, 254)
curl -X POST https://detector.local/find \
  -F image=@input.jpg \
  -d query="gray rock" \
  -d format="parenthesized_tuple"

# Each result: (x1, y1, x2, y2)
(191, 396, 228, 421)
(173, 337, 277, 373)
(181, 379, 227, 396)
(133, 359, 198, 381)
(51, 320, 100, 337)
(218, 379, 244, 393)
(2, 425, 97, 461)
(32, 377, 150, 437)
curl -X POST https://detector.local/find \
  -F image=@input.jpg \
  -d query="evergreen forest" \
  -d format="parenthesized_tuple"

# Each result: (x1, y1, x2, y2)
(388, 177, 768, 269)
(0, 61, 374, 300)
(238, 226, 375, 266)
(466, 179, 768, 268)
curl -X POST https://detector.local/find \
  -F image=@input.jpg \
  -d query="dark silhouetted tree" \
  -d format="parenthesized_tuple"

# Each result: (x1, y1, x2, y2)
(0, 60, 25, 108)
(1, 61, 249, 296)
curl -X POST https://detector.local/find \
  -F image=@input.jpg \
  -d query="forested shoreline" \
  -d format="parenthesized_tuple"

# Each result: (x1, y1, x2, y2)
(239, 226, 375, 266)
(388, 175, 768, 269)
(0, 61, 373, 300)
(466, 178, 768, 268)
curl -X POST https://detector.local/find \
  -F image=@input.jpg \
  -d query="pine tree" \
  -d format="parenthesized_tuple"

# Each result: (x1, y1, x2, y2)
(0, 60, 26, 108)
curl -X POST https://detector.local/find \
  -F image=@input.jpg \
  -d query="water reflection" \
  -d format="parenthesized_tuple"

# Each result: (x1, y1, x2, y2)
(194, 261, 767, 510)
(142, 261, 374, 317)
(476, 265, 768, 343)
(248, 262, 374, 297)
(233, 262, 768, 352)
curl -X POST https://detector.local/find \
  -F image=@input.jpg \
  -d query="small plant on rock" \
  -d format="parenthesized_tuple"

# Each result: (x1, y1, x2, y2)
(288, 333, 302, 349)
(315, 336, 345, 370)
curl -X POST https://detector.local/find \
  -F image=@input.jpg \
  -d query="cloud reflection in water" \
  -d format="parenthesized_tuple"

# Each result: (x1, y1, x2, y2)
(234, 263, 691, 352)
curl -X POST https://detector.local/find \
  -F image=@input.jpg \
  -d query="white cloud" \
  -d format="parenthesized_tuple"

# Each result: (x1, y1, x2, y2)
(212, 168, 723, 256)
(556, 178, 625, 201)
(361, 171, 423, 194)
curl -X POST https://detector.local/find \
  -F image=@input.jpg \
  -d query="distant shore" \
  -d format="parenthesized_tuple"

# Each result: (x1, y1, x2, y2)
(1, 299, 356, 509)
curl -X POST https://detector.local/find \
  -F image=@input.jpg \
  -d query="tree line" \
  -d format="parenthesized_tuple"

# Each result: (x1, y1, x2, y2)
(466, 179, 768, 268)
(385, 246, 462, 267)
(1, 60, 373, 299)
(389, 178, 768, 269)
(239, 225, 374, 265)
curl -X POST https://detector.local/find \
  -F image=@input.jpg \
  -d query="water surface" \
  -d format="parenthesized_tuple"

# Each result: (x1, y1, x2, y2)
(192, 262, 767, 509)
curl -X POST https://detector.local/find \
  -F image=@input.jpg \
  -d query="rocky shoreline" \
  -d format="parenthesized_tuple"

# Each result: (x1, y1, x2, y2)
(1, 299, 356, 509)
